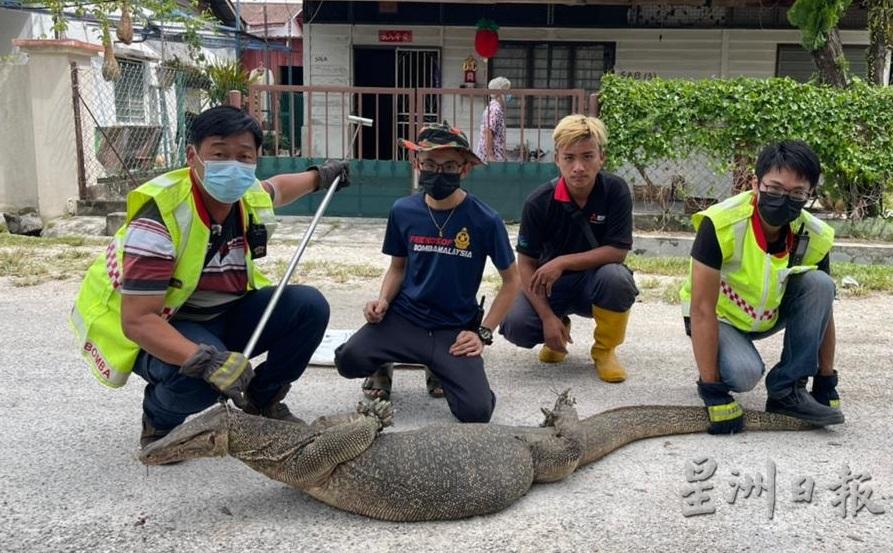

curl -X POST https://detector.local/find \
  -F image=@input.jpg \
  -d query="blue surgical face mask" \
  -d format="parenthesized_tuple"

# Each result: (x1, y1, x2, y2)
(196, 155, 257, 204)
(505, 94, 513, 103)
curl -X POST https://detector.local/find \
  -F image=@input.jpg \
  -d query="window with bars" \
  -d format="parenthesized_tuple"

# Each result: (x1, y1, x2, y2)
(489, 42, 615, 127)
(776, 44, 891, 84)
(114, 59, 146, 124)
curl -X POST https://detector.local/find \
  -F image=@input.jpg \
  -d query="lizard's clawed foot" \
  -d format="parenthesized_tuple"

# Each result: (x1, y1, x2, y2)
(357, 398, 394, 429)
(541, 389, 577, 428)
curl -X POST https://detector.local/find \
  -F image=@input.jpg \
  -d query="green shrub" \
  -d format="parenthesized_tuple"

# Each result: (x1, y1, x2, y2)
(599, 74, 893, 217)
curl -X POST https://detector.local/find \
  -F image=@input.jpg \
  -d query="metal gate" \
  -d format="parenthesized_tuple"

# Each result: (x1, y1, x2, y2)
(396, 48, 440, 159)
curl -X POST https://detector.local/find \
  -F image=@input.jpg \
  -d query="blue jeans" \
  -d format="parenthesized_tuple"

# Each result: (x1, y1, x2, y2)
(499, 263, 638, 348)
(713, 271, 835, 398)
(133, 285, 330, 430)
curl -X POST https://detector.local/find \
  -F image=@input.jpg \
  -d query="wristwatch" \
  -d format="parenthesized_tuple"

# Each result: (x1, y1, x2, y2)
(477, 326, 494, 346)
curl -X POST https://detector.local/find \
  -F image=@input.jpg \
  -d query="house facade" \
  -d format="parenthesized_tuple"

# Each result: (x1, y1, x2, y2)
(259, 1, 881, 214)
(299, 2, 878, 158)
(0, 1, 241, 217)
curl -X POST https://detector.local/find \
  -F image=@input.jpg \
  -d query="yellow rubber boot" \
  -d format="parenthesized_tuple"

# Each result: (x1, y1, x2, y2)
(538, 316, 571, 363)
(591, 306, 630, 383)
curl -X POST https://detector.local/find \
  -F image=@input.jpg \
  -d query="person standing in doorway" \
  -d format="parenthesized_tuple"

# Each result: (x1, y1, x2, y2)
(249, 59, 276, 124)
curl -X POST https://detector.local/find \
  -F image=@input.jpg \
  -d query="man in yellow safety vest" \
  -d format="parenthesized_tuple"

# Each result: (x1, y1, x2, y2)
(681, 140, 843, 433)
(71, 105, 349, 450)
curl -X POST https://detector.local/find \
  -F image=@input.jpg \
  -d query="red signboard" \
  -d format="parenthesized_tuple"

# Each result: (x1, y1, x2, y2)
(379, 30, 413, 43)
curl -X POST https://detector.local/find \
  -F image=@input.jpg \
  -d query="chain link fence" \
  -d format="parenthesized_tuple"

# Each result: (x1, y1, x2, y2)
(611, 152, 744, 218)
(71, 58, 208, 201)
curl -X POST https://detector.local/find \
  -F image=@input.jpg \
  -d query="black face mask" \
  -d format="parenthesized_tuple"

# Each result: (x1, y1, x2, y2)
(419, 171, 461, 201)
(757, 193, 807, 227)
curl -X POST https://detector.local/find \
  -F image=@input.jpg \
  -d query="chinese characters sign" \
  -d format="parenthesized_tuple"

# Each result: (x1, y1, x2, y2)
(682, 458, 888, 520)
(379, 30, 413, 43)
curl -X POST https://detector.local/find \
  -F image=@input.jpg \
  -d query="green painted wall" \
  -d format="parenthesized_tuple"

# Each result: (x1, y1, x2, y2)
(258, 157, 559, 221)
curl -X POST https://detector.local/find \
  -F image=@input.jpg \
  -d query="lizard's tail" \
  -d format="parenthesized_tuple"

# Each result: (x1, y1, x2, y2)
(576, 405, 815, 466)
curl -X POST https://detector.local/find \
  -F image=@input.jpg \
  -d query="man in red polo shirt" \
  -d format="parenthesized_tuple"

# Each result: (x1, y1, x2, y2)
(499, 114, 638, 382)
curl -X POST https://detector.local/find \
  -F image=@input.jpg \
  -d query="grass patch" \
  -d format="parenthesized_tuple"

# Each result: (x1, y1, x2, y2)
(832, 262, 893, 295)
(659, 279, 685, 304)
(638, 276, 662, 290)
(633, 275, 685, 304)
(0, 233, 107, 248)
(265, 259, 384, 284)
(0, 249, 49, 279)
(626, 255, 689, 277)
(626, 255, 893, 296)
(0, 246, 96, 286)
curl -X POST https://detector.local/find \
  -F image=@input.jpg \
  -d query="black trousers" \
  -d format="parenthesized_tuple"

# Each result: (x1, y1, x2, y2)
(334, 311, 495, 423)
(500, 263, 638, 348)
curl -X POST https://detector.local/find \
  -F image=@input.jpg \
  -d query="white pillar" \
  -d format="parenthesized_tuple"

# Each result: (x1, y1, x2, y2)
(13, 39, 102, 219)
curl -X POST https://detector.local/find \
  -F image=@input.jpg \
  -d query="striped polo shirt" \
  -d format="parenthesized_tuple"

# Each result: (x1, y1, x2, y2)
(121, 175, 272, 321)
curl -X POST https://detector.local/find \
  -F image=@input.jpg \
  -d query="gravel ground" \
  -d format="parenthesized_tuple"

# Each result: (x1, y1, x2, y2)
(1, 222, 892, 552)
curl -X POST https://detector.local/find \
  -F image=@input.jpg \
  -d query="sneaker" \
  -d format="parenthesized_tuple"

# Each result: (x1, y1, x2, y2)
(256, 401, 304, 424)
(242, 384, 305, 424)
(765, 386, 845, 426)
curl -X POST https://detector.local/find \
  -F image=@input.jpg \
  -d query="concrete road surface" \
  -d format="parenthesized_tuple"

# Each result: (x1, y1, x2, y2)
(2, 231, 891, 552)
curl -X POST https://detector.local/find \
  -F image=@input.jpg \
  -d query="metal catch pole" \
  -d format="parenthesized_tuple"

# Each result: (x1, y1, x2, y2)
(242, 175, 342, 359)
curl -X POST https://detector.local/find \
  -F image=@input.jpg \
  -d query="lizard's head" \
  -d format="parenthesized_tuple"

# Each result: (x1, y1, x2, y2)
(139, 404, 231, 465)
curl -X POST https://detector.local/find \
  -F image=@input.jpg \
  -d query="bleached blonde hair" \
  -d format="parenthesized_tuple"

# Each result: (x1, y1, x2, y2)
(552, 114, 608, 153)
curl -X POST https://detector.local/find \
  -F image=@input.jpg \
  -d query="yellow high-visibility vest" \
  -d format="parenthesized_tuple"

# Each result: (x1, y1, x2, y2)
(680, 191, 834, 333)
(69, 168, 276, 387)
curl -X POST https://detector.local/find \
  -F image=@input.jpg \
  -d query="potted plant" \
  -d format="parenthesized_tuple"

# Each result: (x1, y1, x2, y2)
(157, 56, 212, 90)
(205, 59, 257, 107)
(263, 131, 291, 156)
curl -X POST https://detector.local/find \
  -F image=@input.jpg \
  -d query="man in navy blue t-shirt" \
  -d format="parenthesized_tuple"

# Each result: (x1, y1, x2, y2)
(334, 122, 519, 423)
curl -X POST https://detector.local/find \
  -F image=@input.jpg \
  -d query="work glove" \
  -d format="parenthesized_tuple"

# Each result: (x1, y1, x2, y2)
(697, 379, 745, 435)
(310, 159, 350, 192)
(810, 371, 840, 409)
(180, 344, 255, 408)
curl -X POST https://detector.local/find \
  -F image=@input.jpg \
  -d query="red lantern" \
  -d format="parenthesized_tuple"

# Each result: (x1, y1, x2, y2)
(474, 19, 499, 60)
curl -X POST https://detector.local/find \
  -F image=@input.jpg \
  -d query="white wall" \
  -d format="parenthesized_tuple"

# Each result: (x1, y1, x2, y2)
(0, 61, 38, 211)
(0, 10, 54, 57)
(304, 25, 877, 89)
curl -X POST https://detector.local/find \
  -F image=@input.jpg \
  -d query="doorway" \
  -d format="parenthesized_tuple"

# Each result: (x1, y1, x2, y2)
(353, 47, 440, 159)
(279, 65, 303, 153)
(353, 48, 395, 159)
(396, 48, 440, 158)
